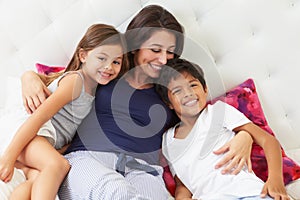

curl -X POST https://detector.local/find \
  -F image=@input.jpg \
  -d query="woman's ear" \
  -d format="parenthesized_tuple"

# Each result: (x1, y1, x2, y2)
(79, 48, 87, 62)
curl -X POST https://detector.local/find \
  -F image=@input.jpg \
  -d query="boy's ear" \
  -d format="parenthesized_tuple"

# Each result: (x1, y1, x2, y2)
(204, 86, 208, 94)
(168, 103, 174, 110)
(79, 48, 87, 62)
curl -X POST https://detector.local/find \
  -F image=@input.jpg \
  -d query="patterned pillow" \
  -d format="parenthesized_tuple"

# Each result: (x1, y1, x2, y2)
(163, 78, 300, 196)
(35, 63, 65, 75)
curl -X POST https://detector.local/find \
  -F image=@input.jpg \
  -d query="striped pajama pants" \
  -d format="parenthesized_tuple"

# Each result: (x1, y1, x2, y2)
(58, 151, 169, 200)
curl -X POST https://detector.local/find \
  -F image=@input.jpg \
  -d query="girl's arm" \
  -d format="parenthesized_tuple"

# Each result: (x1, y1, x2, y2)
(234, 123, 289, 199)
(214, 130, 253, 174)
(0, 73, 83, 182)
(21, 71, 52, 114)
(174, 176, 193, 200)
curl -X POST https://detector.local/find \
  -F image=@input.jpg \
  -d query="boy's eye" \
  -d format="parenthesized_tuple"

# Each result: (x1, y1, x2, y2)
(171, 88, 181, 95)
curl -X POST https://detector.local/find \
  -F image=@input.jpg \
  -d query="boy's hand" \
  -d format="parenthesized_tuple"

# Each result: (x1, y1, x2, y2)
(0, 155, 15, 183)
(261, 178, 290, 200)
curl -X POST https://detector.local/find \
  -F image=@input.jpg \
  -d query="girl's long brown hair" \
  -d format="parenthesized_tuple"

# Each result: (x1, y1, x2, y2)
(44, 24, 128, 86)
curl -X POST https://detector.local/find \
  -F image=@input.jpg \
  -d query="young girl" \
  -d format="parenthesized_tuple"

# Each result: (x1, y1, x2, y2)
(0, 23, 128, 200)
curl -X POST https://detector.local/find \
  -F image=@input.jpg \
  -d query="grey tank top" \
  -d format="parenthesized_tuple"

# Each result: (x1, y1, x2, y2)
(48, 71, 95, 149)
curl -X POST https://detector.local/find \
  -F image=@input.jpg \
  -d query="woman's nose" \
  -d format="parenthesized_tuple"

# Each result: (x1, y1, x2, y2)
(157, 51, 168, 64)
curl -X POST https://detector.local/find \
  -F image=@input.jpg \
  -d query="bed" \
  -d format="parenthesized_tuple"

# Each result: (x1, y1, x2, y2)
(0, 0, 299, 199)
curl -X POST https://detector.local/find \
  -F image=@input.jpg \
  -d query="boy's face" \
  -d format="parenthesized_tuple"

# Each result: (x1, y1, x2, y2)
(167, 71, 208, 121)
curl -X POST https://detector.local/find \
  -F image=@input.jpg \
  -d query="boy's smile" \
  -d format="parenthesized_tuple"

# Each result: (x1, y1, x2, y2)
(167, 71, 208, 123)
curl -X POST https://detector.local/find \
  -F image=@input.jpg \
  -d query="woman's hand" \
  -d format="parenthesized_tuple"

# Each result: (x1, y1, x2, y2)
(261, 176, 290, 200)
(21, 71, 51, 114)
(213, 130, 253, 175)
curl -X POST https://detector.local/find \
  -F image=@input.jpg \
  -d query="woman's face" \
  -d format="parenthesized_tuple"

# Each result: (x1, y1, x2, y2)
(134, 30, 176, 78)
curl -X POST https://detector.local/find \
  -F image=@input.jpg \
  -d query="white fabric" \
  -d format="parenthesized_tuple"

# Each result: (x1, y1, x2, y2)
(163, 101, 265, 199)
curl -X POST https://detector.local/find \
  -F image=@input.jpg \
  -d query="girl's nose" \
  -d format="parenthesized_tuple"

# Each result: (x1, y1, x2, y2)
(104, 63, 112, 70)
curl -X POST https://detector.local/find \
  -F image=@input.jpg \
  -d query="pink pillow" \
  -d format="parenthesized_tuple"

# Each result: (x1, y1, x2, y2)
(163, 78, 300, 196)
(35, 63, 65, 75)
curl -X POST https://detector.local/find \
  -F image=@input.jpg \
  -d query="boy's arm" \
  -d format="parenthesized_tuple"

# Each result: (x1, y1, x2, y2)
(234, 123, 289, 199)
(21, 70, 52, 114)
(174, 175, 193, 200)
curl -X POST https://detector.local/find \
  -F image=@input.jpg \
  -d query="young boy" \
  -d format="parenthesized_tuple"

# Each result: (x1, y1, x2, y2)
(156, 58, 289, 200)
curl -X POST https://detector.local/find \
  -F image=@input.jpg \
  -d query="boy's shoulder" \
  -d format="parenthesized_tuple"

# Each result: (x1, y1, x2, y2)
(162, 124, 179, 144)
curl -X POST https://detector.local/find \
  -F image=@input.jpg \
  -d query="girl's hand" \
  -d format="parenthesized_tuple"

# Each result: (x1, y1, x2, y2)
(261, 178, 290, 200)
(0, 155, 15, 183)
(21, 71, 51, 114)
(213, 130, 253, 175)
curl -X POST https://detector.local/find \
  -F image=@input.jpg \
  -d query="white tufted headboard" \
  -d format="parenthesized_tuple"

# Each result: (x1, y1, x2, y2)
(1, 0, 299, 156)
(0, 0, 299, 196)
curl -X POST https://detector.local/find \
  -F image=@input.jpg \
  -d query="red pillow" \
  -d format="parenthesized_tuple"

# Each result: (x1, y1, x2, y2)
(163, 78, 300, 196)
(35, 63, 65, 75)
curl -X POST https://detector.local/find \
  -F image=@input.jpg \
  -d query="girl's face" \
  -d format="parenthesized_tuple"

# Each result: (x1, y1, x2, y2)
(80, 44, 123, 85)
(167, 71, 208, 121)
(134, 30, 176, 78)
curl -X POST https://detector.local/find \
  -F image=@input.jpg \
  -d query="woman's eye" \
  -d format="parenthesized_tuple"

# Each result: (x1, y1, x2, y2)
(151, 48, 161, 53)
(167, 50, 175, 55)
(98, 57, 106, 61)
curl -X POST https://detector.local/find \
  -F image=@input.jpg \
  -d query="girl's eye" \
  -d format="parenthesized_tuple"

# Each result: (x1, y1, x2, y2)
(113, 60, 121, 65)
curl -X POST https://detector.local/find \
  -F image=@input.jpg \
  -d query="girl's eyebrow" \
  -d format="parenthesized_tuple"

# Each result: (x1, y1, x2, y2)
(96, 52, 108, 56)
(96, 52, 123, 59)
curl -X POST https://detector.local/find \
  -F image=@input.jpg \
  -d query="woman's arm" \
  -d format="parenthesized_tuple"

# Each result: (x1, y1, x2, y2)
(235, 123, 289, 199)
(174, 176, 193, 200)
(213, 130, 253, 174)
(21, 70, 52, 114)
(0, 73, 83, 182)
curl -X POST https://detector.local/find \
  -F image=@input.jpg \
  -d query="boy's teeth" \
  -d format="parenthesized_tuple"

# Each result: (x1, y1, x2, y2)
(151, 65, 161, 70)
(185, 100, 197, 106)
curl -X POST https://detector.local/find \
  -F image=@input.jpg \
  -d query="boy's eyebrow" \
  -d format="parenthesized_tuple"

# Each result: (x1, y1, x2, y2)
(169, 83, 181, 91)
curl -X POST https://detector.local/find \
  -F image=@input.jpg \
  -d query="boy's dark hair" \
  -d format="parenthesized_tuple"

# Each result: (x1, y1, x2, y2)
(156, 58, 206, 105)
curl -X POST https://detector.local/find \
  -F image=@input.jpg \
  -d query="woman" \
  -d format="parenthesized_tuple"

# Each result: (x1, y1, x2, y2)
(21, 5, 253, 199)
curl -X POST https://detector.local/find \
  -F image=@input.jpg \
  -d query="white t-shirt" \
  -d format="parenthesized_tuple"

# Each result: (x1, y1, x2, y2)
(162, 101, 265, 200)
